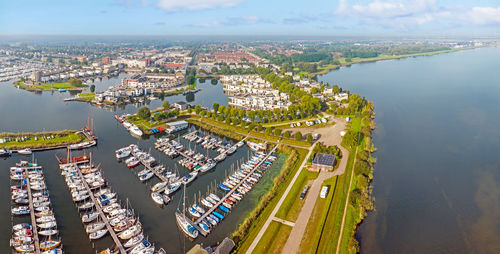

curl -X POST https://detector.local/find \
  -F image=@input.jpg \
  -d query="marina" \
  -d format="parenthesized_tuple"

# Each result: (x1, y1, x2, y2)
(10, 161, 63, 253)
(58, 153, 155, 254)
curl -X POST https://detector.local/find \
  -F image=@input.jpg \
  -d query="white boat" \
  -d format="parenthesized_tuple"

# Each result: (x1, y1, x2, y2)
(129, 125, 143, 137)
(181, 171, 198, 185)
(38, 221, 57, 229)
(17, 148, 32, 155)
(0, 147, 12, 157)
(89, 229, 108, 240)
(118, 223, 142, 240)
(164, 182, 181, 195)
(123, 121, 132, 129)
(86, 222, 106, 233)
(38, 229, 58, 236)
(130, 240, 153, 254)
(39, 240, 61, 250)
(124, 233, 144, 248)
(200, 162, 216, 173)
(115, 147, 131, 159)
(82, 212, 99, 223)
(162, 194, 171, 204)
(41, 248, 63, 254)
(151, 181, 168, 192)
(138, 171, 154, 182)
(175, 212, 198, 239)
(151, 192, 163, 206)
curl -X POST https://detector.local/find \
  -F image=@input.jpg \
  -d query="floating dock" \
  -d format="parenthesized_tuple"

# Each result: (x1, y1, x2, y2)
(24, 165, 42, 254)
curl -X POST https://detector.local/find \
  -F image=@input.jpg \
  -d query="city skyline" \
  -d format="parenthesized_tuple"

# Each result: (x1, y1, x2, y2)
(1, 0, 500, 37)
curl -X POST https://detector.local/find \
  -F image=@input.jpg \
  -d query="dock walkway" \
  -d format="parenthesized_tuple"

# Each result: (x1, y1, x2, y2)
(130, 150, 169, 183)
(24, 165, 42, 254)
(73, 164, 126, 254)
(192, 144, 278, 236)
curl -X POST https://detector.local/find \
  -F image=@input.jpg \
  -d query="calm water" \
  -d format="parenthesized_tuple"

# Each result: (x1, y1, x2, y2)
(0, 75, 282, 253)
(320, 47, 500, 254)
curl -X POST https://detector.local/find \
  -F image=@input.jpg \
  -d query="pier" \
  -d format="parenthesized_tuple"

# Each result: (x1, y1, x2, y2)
(23, 165, 42, 254)
(130, 149, 169, 183)
(72, 163, 127, 254)
(192, 144, 278, 236)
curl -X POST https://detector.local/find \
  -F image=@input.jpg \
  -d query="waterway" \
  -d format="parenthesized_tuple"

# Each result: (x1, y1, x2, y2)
(319, 47, 500, 254)
(0, 75, 280, 253)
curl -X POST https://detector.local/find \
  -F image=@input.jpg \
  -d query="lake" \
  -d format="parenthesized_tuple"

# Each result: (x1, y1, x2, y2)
(319, 47, 500, 254)
(0, 75, 282, 254)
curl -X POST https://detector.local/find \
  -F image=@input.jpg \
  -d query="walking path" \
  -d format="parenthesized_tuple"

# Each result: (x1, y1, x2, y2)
(245, 146, 315, 254)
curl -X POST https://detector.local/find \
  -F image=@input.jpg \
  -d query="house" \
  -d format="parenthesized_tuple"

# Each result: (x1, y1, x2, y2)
(166, 120, 188, 134)
(173, 101, 188, 110)
(310, 153, 336, 172)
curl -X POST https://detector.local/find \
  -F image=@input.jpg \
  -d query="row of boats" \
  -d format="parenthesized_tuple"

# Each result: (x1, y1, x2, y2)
(10, 161, 63, 253)
(115, 114, 144, 137)
(177, 150, 277, 239)
(58, 158, 158, 254)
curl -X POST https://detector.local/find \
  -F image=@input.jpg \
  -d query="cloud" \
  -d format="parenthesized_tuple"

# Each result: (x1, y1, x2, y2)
(190, 16, 272, 28)
(157, 0, 243, 11)
(336, 0, 500, 29)
(466, 6, 500, 25)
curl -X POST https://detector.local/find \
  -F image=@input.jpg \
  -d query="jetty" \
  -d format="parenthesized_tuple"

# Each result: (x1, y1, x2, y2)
(130, 148, 169, 183)
(192, 144, 278, 236)
(23, 165, 42, 254)
(72, 164, 126, 254)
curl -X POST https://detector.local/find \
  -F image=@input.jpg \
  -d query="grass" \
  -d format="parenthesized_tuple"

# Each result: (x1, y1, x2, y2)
(16, 81, 88, 91)
(253, 221, 293, 254)
(275, 169, 318, 222)
(126, 115, 172, 135)
(234, 146, 309, 253)
(0, 131, 86, 150)
(77, 92, 95, 102)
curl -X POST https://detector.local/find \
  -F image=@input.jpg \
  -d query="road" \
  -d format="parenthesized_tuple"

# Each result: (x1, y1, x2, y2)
(245, 145, 315, 254)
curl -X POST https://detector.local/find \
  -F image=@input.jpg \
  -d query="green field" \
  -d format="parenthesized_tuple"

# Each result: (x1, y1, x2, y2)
(0, 131, 86, 150)
(275, 170, 319, 221)
(17, 81, 88, 91)
(77, 92, 95, 102)
(253, 221, 293, 254)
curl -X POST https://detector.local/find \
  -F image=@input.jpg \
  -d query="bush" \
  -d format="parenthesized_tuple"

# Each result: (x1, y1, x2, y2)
(306, 133, 313, 143)
(294, 131, 302, 141)
(137, 107, 151, 120)
(284, 131, 291, 138)
(274, 128, 282, 137)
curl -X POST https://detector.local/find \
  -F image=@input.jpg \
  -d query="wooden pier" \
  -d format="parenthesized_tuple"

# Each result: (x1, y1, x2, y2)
(72, 163, 127, 254)
(24, 165, 42, 254)
(192, 145, 278, 236)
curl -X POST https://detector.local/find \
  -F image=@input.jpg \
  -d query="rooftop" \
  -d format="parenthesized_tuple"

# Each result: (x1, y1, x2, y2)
(312, 153, 336, 167)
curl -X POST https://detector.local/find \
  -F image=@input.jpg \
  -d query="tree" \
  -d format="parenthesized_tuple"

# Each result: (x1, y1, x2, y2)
(284, 131, 291, 138)
(294, 131, 303, 141)
(186, 75, 196, 85)
(211, 79, 218, 85)
(306, 133, 313, 143)
(90, 84, 95, 93)
(265, 128, 272, 136)
(162, 100, 170, 110)
(274, 128, 282, 137)
(211, 67, 218, 74)
(213, 103, 220, 113)
(137, 107, 151, 120)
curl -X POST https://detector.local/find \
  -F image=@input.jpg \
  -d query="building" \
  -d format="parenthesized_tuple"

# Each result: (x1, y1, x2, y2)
(31, 71, 41, 82)
(214, 237, 235, 254)
(101, 57, 111, 64)
(310, 153, 336, 172)
(173, 101, 188, 110)
(166, 120, 188, 134)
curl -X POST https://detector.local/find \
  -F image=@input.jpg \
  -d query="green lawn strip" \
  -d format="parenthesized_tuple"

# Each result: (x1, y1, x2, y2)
(297, 176, 338, 253)
(275, 170, 318, 222)
(234, 147, 308, 253)
(17, 81, 88, 91)
(0, 131, 86, 150)
(77, 92, 95, 102)
(126, 116, 170, 134)
(253, 221, 293, 254)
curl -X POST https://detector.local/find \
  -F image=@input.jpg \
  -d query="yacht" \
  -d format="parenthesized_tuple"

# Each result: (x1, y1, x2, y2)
(129, 126, 143, 137)
(17, 148, 32, 155)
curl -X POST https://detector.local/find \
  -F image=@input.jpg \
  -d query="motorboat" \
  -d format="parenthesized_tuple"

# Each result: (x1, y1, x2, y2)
(115, 147, 131, 159)
(151, 192, 163, 206)
(38, 221, 57, 229)
(17, 148, 32, 155)
(12, 206, 30, 216)
(129, 240, 153, 254)
(129, 126, 143, 137)
(86, 222, 106, 234)
(118, 223, 142, 240)
(124, 233, 144, 248)
(41, 248, 63, 254)
(82, 212, 99, 223)
(0, 147, 12, 157)
(200, 162, 216, 173)
(138, 171, 154, 182)
(126, 157, 140, 168)
(38, 229, 58, 236)
(113, 217, 136, 232)
(181, 171, 198, 185)
(188, 206, 200, 218)
(40, 240, 61, 251)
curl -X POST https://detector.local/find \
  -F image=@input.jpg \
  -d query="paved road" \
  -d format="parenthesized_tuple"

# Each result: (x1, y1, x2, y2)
(245, 146, 315, 254)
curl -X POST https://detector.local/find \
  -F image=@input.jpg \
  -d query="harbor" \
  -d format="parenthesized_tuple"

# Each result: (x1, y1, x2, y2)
(10, 161, 63, 253)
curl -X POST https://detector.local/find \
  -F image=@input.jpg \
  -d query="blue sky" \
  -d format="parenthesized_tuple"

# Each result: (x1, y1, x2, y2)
(1, 0, 499, 36)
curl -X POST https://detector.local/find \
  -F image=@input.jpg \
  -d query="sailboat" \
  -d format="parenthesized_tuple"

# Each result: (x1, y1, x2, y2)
(175, 183, 199, 239)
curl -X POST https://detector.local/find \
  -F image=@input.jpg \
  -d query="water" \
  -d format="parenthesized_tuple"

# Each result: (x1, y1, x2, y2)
(0, 75, 276, 253)
(319, 47, 500, 254)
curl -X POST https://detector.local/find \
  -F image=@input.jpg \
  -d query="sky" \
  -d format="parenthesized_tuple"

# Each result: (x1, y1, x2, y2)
(1, 0, 500, 37)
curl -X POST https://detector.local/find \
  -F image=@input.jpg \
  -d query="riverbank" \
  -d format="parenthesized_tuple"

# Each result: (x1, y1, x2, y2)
(14, 80, 88, 91)
(305, 47, 477, 77)
(0, 130, 88, 150)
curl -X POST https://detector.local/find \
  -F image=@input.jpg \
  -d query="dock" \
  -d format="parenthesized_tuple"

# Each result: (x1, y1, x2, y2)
(130, 149, 169, 183)
(72, 163, 127, 254)
(192, 144, 278, 236)
(23, 165, 42, 254)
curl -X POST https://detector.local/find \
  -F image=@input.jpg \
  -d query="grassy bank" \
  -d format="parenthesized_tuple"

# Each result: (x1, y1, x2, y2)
(253, 221, 293, 254)
(0, 130, 87, 150)
(233, 146, 308, 253)
(16, 81, 88, 91)
(77, 92, 95, 102)
(275, 169, 319, 221)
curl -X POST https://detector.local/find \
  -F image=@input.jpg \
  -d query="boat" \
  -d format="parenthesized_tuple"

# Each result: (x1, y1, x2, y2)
(219, 204, 230, 213)
(13, 223, 32, 232)
(129, 126, 143, 137)
(139, 171, 154, 182)
(126, 157, 140, 168)
(36, 216, 55, 224)
(151, 181, 168, 192)
(192, 204, 205, 214)
(162, 194, 171, 204)
(115, 147, 131, 159)
(151, 192, 163, 206)
(181, 171, 198, 185)
(38, 221, 57, 229)
(176, 183, 199, 239)
(89, 229, 108, 240)
(118, 223, 142, 240)
(200, 162, 216, 173)
(41, 248, 63, 254)
(39, 240, 61, 250)
(130, 240, 154, 254)
(188, 207, 201, 218)
(123, 233, 144, 248)
(164, 182, 181, 195)
(219, 184, 230, 191)
(113, 217, 136, 232)
(82, 212, 99, 223)
(38, 229, 58, 236)
(14, 244, 34, 253)
(17, 148, 32, 155)
(213, 211, 224, 220)
(12, 206, 30, 216)
(86, 222, 106, 233)
(0, 147, 12, 157)
(198, 222, 210, 235)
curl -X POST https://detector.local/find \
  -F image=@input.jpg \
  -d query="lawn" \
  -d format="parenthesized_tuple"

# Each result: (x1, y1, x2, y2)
(126, 115, 171, 134)
(275, 168, 318, 222)
(17, 81, 88, 91)
(253, 221, 293, 254)
(0, 131, 86, 150)
(77, 92, 95, 102)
